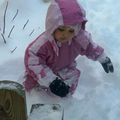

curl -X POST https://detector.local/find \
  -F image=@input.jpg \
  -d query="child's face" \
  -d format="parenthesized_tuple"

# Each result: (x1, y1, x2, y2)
(53, 26, 75, 43)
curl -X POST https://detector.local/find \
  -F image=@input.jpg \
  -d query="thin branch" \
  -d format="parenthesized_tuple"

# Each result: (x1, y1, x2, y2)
(23, 19, 29, 30)
(11, 46, 17, 53)
(1, 33, 6, 44)
(8, 25, 15, 38)
(29, 29, 34, 36)
(3, 1, 8, 34)
(11, 9, 19, 21)
(62, 109, 64, 120)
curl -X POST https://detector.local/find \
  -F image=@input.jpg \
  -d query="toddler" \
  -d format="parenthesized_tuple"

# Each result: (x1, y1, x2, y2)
(23, 0, 114, 97)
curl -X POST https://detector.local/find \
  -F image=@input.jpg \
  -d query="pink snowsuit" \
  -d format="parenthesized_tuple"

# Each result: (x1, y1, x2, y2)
(23, 0, 104, 94)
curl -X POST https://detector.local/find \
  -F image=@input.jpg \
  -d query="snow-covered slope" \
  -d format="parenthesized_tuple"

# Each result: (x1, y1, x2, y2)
(0, 0, 120, 120)
(0, 0, 49, 65)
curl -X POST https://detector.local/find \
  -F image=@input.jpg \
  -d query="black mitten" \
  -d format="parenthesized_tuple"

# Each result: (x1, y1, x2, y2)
(49, 77, 70, 97)
(101, 57, 114, 73)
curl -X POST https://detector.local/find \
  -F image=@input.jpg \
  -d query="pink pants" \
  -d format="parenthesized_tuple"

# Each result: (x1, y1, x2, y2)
(57, 67, 80, 94)
(23, 66, 80, 94)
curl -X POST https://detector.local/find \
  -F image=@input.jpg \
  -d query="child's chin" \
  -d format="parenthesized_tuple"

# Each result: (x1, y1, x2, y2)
(60, 41, 68, 43)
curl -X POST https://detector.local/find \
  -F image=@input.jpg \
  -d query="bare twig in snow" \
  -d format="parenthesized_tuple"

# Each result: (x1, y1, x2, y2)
(29, 29, 34, 36)
(3, 1, 8, 34)
(8, 25, 15, 38)
(1, 33, 6, 44)
(43, 0, 51, 2)
(11, 9, 19, 21)
(62, 109, 64, 120)
(23, 19, 29, 30)
(11, 46, 17, 53)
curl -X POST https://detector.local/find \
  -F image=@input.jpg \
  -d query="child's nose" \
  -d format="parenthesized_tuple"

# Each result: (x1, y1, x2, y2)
(63, 32, 69, 37)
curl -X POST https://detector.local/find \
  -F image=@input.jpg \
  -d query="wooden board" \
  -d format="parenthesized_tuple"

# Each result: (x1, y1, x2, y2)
(29, 104, 64, 120)
(0, 80, 27, 120)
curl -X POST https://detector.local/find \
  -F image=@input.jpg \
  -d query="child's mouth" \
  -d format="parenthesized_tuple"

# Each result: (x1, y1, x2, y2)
(60, 37, 67, 41)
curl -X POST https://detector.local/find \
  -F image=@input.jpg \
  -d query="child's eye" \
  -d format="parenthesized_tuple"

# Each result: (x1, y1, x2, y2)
(69, 29, 74, 33)
(58, 28, 65, 32)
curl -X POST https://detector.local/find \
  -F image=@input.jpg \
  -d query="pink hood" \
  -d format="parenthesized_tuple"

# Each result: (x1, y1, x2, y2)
(45, 0, 87, 55)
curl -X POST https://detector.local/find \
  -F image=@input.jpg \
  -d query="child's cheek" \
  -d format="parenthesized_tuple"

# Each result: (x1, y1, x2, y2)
(55, 31, 62, 38)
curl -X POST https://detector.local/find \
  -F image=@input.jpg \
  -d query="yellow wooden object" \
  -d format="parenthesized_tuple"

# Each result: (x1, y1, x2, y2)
(0, 81, 27, 120)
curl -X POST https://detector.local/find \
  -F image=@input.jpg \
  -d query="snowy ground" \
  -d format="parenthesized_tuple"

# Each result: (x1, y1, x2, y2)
(0, 0, 120, 120)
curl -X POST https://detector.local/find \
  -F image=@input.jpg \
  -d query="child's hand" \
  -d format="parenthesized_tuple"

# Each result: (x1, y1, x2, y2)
(49, 77, 70, 97)
(100, 57, 114, 73)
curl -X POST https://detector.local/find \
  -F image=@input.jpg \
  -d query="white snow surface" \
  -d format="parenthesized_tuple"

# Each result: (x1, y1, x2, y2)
(29, 104, 63, 120)
(0, 0, 120, 120)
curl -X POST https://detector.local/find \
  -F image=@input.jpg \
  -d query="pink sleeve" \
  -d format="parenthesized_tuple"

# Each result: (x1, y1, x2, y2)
(24, 43, 56, 87)
(85, 32, 104, 60)
(75, 30, 104, 61)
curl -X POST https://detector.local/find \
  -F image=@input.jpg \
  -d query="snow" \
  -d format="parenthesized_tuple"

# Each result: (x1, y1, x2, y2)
(0, 80, 21, 90)
(29, 104, 63, 120)
(0, 0, 120, 120)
